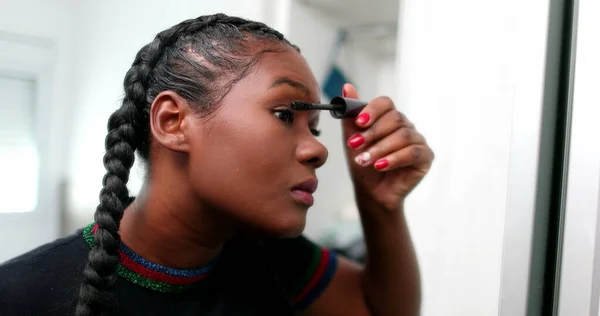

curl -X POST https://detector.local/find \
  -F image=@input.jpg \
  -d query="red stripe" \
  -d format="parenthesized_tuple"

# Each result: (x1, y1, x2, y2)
(117, 251, 208, 285)
(93, 224, 207, 285)
(292, 249, 330, 304)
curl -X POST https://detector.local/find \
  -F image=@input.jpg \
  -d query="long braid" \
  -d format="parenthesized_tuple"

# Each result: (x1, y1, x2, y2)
(75, 13, 300, 315)
(75, 48, 150, 316)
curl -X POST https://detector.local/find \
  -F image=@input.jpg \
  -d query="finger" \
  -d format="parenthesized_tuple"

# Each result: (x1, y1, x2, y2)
(347, 110, 415, 150)
(342, 83, 360, 99)
(341, 85, 395, 138)
(353, 127, 426, 167)
(353, 96, 396, 128)
(372, 144, 434, 172)
(341, 95, 397, 140)
(341, 83, 361, 136)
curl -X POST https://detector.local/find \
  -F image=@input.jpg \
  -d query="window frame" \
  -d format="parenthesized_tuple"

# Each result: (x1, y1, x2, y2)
(0, 31, 61, 249)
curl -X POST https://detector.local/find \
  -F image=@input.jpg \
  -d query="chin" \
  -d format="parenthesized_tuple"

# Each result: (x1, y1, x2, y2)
(258, 210, 307, 238)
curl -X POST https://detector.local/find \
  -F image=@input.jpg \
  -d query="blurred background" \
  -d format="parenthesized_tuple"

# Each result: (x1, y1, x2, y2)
(0, 0, 598, 315)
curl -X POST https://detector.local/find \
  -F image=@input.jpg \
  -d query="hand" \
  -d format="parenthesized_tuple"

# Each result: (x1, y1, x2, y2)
(341, 84, 434, 212)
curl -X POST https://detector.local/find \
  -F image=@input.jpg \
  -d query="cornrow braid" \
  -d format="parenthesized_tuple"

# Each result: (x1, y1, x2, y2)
(75, 13, 299, 315)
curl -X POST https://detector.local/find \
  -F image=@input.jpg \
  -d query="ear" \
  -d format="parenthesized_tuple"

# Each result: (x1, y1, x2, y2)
(149, 91, 192, 153)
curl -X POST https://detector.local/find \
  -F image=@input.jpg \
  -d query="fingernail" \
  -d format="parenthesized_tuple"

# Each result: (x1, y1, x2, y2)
(356, 113, 370, 125)
(347, 134, 365, 149)
(374, 159, 389, 170)
(342, 84, 347, 97)
(355, 152, 371, 165)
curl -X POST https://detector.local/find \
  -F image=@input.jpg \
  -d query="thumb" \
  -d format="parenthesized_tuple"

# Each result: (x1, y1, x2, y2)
(341, 83, 362, 139)
(342, 83, 359, 99)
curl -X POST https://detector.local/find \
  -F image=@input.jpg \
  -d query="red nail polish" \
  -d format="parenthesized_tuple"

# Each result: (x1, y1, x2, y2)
(342, 85, 347, 97)
(347, 134, 365, 149)
(374, 159, 389, 170)
(356, 113, 370, 125)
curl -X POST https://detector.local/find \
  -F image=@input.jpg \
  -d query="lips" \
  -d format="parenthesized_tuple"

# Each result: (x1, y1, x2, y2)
(291, 178, 318, 194)
(290, 178, 318, 206)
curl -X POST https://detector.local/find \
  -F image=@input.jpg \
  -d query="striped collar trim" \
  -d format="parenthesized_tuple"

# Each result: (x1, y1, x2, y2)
(82, 223, 218, 293)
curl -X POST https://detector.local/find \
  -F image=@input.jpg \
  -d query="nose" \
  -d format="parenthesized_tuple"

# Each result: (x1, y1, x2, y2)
(296, 135, 328, 169)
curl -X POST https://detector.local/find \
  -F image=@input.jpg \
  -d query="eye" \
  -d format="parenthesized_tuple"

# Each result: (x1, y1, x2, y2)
(273, 108, 295, 125)
(273, 107, 322, 137)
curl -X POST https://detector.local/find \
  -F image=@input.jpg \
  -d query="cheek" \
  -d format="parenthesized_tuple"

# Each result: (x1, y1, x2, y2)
(188, 120, 306, 236)
(211, 127, 286, 175)
(189, 117, 294, 202)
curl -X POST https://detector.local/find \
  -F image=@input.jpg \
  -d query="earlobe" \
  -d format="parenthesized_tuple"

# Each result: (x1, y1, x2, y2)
(149, 91, 191, 153)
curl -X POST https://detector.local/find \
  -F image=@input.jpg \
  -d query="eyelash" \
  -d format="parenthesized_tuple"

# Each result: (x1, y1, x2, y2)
(273, 108, 321, 137)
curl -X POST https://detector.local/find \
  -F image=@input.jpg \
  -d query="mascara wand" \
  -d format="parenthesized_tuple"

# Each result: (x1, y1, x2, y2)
(291, 97, 368, 119)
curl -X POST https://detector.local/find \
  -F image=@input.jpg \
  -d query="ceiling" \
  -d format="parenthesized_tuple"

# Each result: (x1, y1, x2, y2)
(298, 0, 399, 26)
(297, 0, 399, 57)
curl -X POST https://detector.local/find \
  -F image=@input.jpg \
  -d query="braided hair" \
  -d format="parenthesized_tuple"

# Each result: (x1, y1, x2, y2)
(75, 13, 300, 315)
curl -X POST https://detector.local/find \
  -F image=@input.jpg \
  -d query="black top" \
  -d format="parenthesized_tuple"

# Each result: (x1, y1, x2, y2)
(0, 223, 338, 315)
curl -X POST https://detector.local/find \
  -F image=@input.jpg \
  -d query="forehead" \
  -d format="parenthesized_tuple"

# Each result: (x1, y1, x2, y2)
(250, 46, 321, 103)
(212, 44, 323, 124)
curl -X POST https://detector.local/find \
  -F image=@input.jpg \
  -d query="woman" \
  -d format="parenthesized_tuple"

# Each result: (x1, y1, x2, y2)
(0, 14, 433, 315)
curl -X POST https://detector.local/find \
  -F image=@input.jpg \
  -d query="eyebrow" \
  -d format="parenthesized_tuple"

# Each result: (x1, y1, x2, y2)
(269, 77, 311, 97)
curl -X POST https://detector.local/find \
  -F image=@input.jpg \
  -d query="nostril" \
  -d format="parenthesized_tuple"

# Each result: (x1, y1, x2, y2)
(307, 157, 319, 165)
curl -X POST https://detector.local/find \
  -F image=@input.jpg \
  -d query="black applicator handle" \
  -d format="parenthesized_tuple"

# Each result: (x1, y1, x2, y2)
(329, 97, 369, 119)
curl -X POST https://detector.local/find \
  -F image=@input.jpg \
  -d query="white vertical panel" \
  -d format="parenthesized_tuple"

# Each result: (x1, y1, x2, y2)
(0, 77, 38, 214)
(557, 0, 600, 314)
(262, 0, 292, 37)
(394, 0, 551, 315)
(498, 0, 555, 314)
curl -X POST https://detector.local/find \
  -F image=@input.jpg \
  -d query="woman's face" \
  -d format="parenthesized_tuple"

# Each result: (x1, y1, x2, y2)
(186, 45, 328, 237)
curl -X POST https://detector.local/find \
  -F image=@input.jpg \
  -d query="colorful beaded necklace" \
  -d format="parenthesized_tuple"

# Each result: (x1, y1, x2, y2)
(82, 223, 218, 293)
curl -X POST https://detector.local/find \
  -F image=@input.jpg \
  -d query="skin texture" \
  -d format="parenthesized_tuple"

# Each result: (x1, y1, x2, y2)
(119, 42, 433, 316)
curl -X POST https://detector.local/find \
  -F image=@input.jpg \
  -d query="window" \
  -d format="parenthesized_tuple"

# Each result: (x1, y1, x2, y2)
(0, 76, 39, 213)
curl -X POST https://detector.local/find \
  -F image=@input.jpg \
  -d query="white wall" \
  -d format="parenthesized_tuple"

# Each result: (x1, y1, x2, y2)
(0, 0, 75, 182)
(0, 0, 75, 251)
(394, 0, 550, 315)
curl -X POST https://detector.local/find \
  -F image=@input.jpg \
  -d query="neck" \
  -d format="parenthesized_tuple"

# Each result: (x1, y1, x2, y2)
(119, 181, 230, 269)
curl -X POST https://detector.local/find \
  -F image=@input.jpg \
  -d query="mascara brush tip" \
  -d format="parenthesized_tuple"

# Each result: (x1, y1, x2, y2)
(290, 100, 315, 110)
(291, 101, 342, 111)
